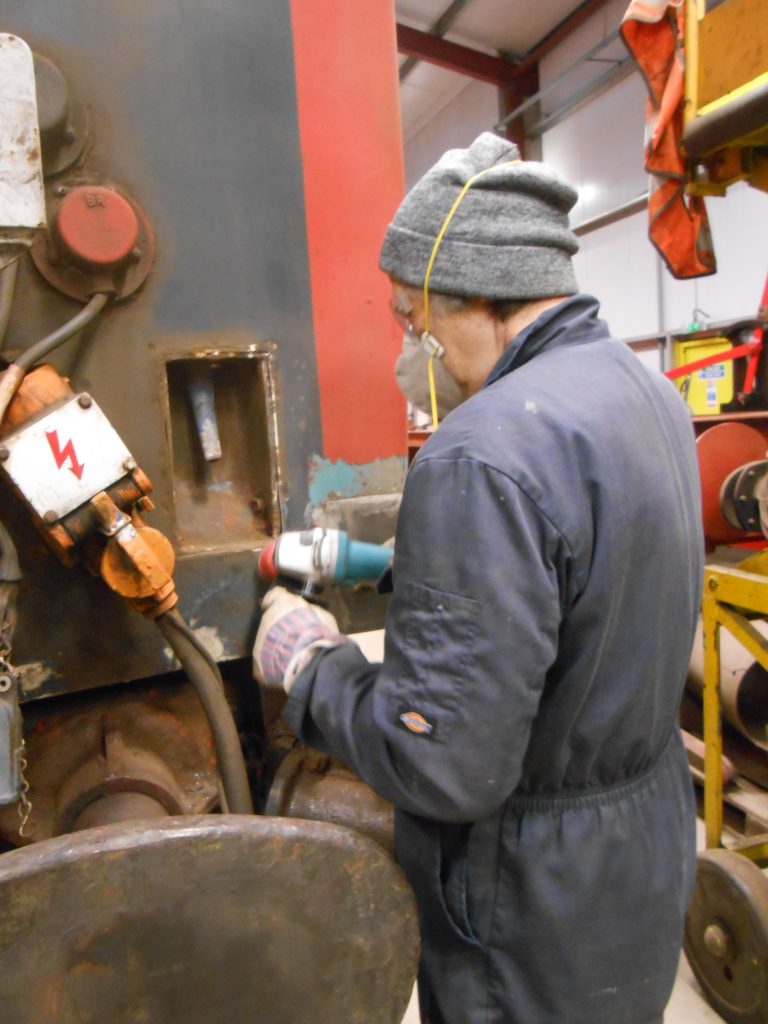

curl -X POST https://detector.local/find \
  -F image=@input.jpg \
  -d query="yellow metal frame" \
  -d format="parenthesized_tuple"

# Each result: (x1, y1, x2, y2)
(702, 555, 768, 862)
(683, 0, 704, 129)
(683, 0, 768, 195)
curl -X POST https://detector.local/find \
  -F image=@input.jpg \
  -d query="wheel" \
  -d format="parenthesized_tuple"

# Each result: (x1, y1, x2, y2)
(0, 816, 419, 1024)
(684, 848, 768, 1023)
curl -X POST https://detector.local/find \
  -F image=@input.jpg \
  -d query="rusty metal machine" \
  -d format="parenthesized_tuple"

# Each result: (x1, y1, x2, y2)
(0, 4, 416, 1021)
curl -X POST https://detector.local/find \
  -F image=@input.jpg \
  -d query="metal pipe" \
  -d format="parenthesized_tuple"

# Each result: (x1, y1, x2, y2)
(516, 0, 616, 74)
(0, 260, 18, 351)
(688, 619, 768, 751)
(70, 792, 169, 831)
(524, 58, 634, 138)
(188, 364, 222, 462)
(656, 253, 666, 344)
(15, 292, 109, 371)
(157, 609, 253, 814)
(495, 29, 621, 130)
(572, 193, 648, 237)
(266, 748, 395, 854)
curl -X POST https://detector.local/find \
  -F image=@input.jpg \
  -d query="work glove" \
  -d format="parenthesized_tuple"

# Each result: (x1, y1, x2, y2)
(252, 586, 346, 691)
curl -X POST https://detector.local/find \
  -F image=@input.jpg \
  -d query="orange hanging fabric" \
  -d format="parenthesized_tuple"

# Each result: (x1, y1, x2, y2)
(620, 1, 716, 278)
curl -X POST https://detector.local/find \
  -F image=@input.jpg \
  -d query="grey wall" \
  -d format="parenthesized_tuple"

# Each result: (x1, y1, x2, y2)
(1, 1, 323, 692)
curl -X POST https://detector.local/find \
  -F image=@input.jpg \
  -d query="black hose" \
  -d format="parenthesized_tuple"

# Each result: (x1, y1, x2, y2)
(0, 261, 18, 351)
(15, 292, 109, 371)
(157, 608, 253, 814)
(161, 605, 223, 680)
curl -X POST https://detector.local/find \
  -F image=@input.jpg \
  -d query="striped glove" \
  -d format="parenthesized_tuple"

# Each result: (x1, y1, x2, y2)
(252, 586, 346, 691)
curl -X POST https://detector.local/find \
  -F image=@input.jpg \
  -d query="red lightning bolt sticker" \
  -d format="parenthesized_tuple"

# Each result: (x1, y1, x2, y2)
(45, 429, 85, 481)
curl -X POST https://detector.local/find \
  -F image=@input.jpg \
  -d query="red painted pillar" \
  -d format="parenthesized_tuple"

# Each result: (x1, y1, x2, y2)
(290, 0, 406, 464)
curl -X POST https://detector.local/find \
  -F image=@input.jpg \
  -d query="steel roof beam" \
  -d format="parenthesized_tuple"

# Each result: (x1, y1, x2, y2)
(399, 0, 478, 83)
(518, 0, 616, 72)
(397, 0, 617, 85)
(396, 23, 518, 86)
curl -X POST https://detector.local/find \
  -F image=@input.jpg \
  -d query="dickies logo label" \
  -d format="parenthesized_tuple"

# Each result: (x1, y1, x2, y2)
(399, 710, 434, 735)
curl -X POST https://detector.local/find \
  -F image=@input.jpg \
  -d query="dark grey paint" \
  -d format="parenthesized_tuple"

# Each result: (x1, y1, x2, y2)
(0, 0, 322, 689)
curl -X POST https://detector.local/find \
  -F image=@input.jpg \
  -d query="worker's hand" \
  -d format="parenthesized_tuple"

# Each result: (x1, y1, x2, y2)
(252, 586, 346, 691)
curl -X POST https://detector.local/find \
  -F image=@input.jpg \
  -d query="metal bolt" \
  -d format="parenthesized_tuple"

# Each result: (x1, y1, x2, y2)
(78, 394, 92, 409)
(708, 578, 719, 591)
(130, 247, 142, 262)
(0, 446, 8, 462)
(43, 510, 58, 525)
(64, 127, 76, 144)
(54, 185, 68, 197)
(703, 923, 730, 960)
(747, 469, 755, 478)
(123, 457, 137, 472)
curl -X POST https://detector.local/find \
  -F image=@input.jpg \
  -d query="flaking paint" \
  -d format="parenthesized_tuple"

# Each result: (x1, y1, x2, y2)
(307, 454, 406, 509)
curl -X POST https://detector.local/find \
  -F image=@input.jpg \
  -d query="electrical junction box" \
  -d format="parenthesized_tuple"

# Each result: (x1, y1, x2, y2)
(673, 336, 734, 415)
(0, 395, 133, 522)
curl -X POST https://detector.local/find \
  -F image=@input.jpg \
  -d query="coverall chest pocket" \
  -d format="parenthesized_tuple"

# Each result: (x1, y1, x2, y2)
(391, 581, 480, 744)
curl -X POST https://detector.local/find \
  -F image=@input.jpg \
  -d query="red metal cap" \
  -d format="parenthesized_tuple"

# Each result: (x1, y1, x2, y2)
(54, 186, 139, 269)
(258, 542, 278, 582)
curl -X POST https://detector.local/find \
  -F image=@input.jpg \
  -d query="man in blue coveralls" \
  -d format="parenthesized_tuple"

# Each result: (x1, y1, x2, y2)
(254, 132, 703, 1024)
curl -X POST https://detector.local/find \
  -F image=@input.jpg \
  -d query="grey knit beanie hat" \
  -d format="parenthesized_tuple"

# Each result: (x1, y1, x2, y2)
(380, 132, 579, 301)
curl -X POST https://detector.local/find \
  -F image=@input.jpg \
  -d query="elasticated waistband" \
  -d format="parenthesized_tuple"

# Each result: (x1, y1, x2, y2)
(506, 732, 678, 814)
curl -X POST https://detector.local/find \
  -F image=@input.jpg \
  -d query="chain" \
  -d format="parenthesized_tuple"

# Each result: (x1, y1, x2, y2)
(0, 605, 31, 839)
(16, 738, 31, 838)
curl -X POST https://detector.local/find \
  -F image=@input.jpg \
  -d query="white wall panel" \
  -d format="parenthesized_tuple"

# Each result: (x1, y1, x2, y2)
(400, 61, 475, 141)
(541, 73, 647, 223)
(661, 182, 768, 330)
(634, 347, 664, 373)
(573, 209, 660, 339)
(403, 78, 499, 188)
(538, 0, 630, 114)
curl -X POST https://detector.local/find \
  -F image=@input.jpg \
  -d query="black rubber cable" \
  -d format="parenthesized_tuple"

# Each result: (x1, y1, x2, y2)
(161, 605, 223, 680)
(157, 608, 253, 814)
(15, 292, 109, 371)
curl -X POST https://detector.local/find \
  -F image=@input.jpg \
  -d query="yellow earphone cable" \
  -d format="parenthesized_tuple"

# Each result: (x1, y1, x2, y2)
(427, 353, 439, 426)
(422, 160, 520, 335)
(422, 158, 520, 428)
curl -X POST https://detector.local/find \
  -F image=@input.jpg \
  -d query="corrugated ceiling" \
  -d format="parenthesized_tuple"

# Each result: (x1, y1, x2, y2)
(396, 0, 601, 135)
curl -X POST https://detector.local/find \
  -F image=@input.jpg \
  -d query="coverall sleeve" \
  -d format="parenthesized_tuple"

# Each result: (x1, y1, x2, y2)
(283, 456, 568, 823)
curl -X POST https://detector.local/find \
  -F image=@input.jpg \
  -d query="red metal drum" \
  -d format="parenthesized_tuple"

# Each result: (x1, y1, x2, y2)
(697, 422, 768, 546)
